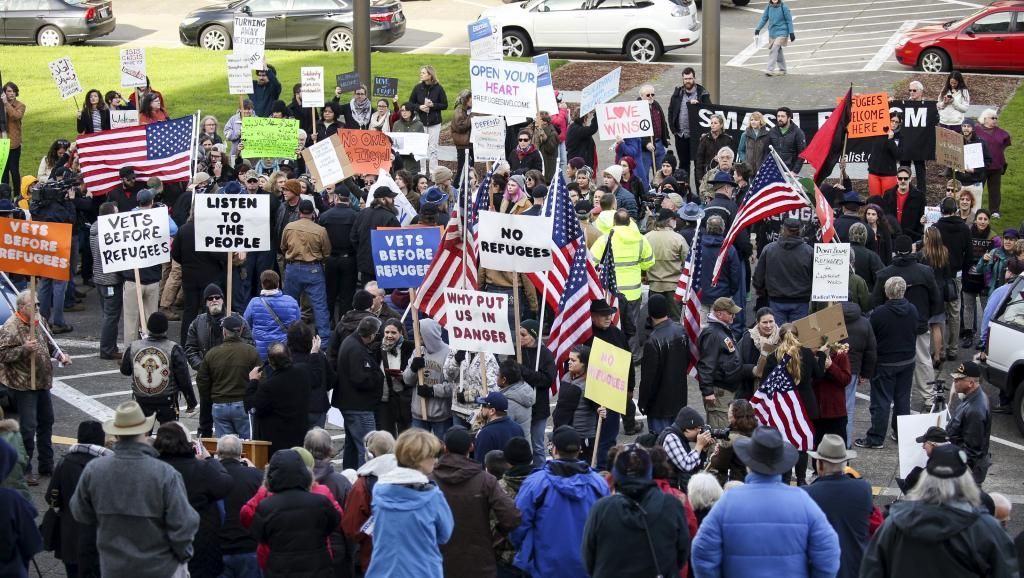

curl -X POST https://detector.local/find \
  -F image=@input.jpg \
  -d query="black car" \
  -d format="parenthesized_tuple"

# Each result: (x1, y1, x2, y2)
(0, 0, 115, 46)
(179, 0, 406, 53)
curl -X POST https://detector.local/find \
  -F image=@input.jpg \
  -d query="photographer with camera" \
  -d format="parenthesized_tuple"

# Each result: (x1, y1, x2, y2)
(29, 174, 80, 333)
(655, 407, 717, 491)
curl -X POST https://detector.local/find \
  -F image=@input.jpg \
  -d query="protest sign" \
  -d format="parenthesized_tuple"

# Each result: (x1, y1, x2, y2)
(301, 67, 325, 108)
(847, 92, 890, 138)
(471, 116, 506, 162)
(193, 194, 270, 251)
(0, 218, 73, 280)
(0, 139, 9, 177)
(443, 288, 514, 355)
(385, 131, 429, 159)
(468, 17, 502, 61)
(240, 117, 299, 159)
(533, 54, 558, 114)
(964, 142, 985, 170)
(584, 337, 631, 414)
(793, 304, 848, 348)
(336, 72, 362, 93)
(302, 134, 349, 188)
(924, 206, 941, 229)
(371, 171, 417, 226)
(477, 211, 553, 273)
(470, 60, 538, 117)
(227, 53, 252, 95)
(811, 243, 850, 302)
(934, 126, 964, 171)
(96, 208, 170, 273)
(596, 101, 653, 141)
(110, 109, 139, 129)
(580, 67, 621, 115)
(371, 227, 442, 288)
(119, 48, 147, 88)
(338, 129, 392, 174)
(233, 16, 267, 69)
(372, 76, 399, 98)
(897, 413, 948, 478)
(48, 57, 82, 100)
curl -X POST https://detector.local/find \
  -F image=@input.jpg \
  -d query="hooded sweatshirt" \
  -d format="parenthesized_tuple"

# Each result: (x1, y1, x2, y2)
(501, 380, 536, 445)
(0, 437, 41, 578)
(342, 454, 398, 573)
(406, 318, 454, 422)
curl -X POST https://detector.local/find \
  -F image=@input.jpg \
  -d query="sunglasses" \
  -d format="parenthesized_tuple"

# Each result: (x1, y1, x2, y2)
(518, 138, 529, 142)
(206, 295, 224, 302)
(897, 177, 911, 181)
(644, 93, 655, 97)
(946, 188, 955, 192)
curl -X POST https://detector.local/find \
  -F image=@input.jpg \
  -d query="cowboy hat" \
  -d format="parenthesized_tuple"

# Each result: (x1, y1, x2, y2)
(734, 426, 799, 475)
(808, 434, 857, 464)
(102, 401, 156, 436)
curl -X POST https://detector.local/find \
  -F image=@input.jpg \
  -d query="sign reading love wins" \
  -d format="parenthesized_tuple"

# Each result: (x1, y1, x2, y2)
(596, 101, 653, 141)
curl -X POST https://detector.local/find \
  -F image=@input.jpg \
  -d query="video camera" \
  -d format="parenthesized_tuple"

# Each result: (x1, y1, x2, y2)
(31, 178, 78, 204)
(700, 425, 731, 440)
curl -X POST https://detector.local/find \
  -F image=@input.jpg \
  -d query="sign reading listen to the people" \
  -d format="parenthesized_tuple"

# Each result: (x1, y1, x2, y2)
(370, 227, 442, 288)
(443, 288, 514, 355)
(193, 194, 271, 251)
(0, 218, 73, 280)
(96, 208, 171, 273)
(477, 211, 553, 273)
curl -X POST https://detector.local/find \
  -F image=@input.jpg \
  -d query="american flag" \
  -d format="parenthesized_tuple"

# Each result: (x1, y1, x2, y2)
(751, 354, 815, 451)
(77, 115, 196, 195)
(465, 165, 498, 288)
(596, 231, 621, 327)
(526, 170, 582, 311)
(674, 222, 703, 377)
(546, 243, 604, 378)
(711, 151, 809, 286)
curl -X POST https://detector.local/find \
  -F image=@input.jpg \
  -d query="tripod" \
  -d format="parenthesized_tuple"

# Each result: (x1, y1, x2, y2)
(926, 377, 950, 415)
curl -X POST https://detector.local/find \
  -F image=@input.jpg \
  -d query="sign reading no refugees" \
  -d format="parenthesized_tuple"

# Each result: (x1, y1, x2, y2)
(477, 212, 553, 273)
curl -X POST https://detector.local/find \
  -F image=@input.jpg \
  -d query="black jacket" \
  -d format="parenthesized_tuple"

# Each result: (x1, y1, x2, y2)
(507, 147, 543, 174)
(160, 454, 233, 578)
(852, 243, 885, 294)
(954, 134, 989, 186)
(762, 347, 826, 420)
(333, 333, 384, 412)
(408, 81, 448, 127)
(667, 82, 712, 138)
(351, 205, 401, 276)
(45, 449, 102, 575)
(120, 336, 198, 407)
(802, 473, 873, 578)
(753, 236, 814, 302)
(639, 319, 689, 418)
(835, 213, 875, 247)
(287, 99, 316, 143)
(318, 204, 358, 257)
(106, 181, 146, 213)
(218, 458, 264, 555)
(867, 135, 901, 177)
(768, 124, 807, 172)
(172, 222, 227, 288)
(946, 386, 991, 477)
(872, 253, 941, 335)
(246, 363, 313, 456)
(842, 302, 877, 379)
(566, 116, 598, 169)
(184, 310, 254, 370)
(521, 345, 556, 421)
(77, 109, 111, 134)
(294, 350, 335, 415)
(697, 318, 746, 396)
(694, 131, 735, 179)
(933, 215, 973, 274)
(879, 186, 926, 243)
(869, 298, 919, 365)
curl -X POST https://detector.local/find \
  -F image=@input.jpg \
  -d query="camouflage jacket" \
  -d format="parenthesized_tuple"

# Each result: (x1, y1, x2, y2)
(0, 313, 57, 391)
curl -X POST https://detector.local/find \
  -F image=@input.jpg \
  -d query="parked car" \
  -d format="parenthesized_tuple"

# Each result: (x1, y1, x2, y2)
(0, 0, 115, 46)
(895, 0, 1024, 73)
(482, 0, 701, 63)
(983, 273, 1024, 435)
(179, 0, 406, 53)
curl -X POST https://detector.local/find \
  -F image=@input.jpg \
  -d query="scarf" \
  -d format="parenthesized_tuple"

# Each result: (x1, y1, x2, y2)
(382, 334, 404, 354)
(370, 111, 389, 131)
(350, 98, 372, 128)
(515, 143, 538, 160)
(69, 443, 114, 458)
(748, 326, 780, 353)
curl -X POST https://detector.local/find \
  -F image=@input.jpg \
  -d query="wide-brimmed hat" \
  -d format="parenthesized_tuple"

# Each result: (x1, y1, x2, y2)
(590, 299, 617, 315)
(734, 426, 799, 475)
(808, 434, 857, 463)
(709, 171, 737, 188)
(679, 202, 704, 222)
(103, 401, 156, 436)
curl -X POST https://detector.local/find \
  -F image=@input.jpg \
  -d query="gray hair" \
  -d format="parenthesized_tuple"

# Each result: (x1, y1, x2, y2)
(717, 146, 735, 161)
(304, 427, 335, 461)
(687, 472, 724, 511)
(365, 430, 396, 458)
(706, 214, 726, 235)
(909, 80, 925, 93)
(217, 434, 243, 460)
(907, 470, 981, 507)
(710, 113, 725, 127)
(357, 316, 382, 339)
(884, 276, 907, 299)
(15, 289, 33, 312)
(638, 83, 655, 97)
(849, 222, 868, 245)
(978, 108, 999, 124)
(819, 460, 846, 475)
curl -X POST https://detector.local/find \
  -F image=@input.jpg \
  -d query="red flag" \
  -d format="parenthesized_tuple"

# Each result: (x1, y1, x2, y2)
(814, 182, 837, 243)
(800, 86, 853, 185)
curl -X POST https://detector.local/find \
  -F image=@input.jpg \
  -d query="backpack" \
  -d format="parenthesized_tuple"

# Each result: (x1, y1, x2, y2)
(131, 345, 172, 398)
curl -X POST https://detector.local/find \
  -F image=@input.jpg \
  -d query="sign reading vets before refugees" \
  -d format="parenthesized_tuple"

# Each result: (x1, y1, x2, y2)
(96, 208, 171, 273)
(847, 92, 891, 138)
(935, 126, 965, 172)
(533, 54, 558, 114)
(370, 227, 442, 288)
(596, 100, 653, 141)
(119, 48, 147, 89)
(579, 66, 621, 115)
(443, 288, 514, 355)
(302, 133, 349, 188)
(301, 67, 325, 108)
(897, 413, 949, 478)
(193, 194, 271, 251)
(477, 211, 553, 273)
(372, 76, 399, 99)
(338, 129, 392, 174)
(468, 17, 502, 61)
(811, 243, 850, 302)
(233, 16, 267, 69)
(48, 57, 82, 100)
(109, 109, 139, 129)
(585, 337, 631, 415)
(336, 71, 362, 93)
(471, 116, 506, 162)
(469, 60, 538, 118)
(227, 53, 253, 95)
(0, 218, 73, 280)
(241, 117, 299, 159)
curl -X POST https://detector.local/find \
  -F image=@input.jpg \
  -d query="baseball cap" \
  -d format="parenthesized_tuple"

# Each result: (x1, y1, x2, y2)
(926, 444, 969, 479)
(712, 297, 742, 314)
(136, 189, 155, 206)
(915, 426, 949, 444)
(950, 360, 982, 380)
(550, 425, 581, 454)
(221, 314, 245, 332)
(476, 391, 508, 412)
(244, 170, 260, 182)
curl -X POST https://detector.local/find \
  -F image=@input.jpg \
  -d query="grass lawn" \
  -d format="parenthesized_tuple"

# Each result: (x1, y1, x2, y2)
(996, 86, 1024, 235)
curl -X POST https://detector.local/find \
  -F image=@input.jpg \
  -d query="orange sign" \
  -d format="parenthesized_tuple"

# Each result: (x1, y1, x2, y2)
(337, 129, 393, 175)
(0, 218, 73, 280)
(847, 92, 891, 138)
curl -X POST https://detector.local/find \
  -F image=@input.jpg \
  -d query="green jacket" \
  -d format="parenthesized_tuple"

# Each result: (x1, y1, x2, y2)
(591, 223, 655, 301)
(196, 335, 260, 404)
(0, 421, 30, 502)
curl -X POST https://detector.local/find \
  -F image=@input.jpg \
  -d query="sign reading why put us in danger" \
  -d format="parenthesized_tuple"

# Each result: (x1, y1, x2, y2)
(97, 208, 171, 273)
(443, 288, 514, 355)
(370, 227, 442, 289)
(477, 211, 553, 273)
(194, 194, 271, 251)
(0, 218, 73, 280)
(585, 337, 631, 415)
(596, 101, 653, 141)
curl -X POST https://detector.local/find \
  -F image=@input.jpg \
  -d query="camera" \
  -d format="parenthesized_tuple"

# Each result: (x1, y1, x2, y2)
(701, 425, 731, 440)
(31, 179, 75, 204)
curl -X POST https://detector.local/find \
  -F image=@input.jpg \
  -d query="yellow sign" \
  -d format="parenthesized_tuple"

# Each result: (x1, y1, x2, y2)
(584, 337, 631, 415)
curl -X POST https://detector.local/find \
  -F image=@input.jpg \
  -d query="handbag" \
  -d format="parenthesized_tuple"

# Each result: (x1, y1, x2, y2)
(259, 297, 288, 333)
(39, 507, 61, 552)
(943, 278, 958, 303)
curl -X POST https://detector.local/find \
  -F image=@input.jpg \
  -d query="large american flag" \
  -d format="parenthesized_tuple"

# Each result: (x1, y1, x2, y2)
(526, 170, 582, 311)
(465, 165, 497, 288)
(546, 243, 604, 377)
(77, 115, 196, 195)
(751, 354, 815, 451)
(596, 230, 621, 327)
(711, 151, 808, 286)
(674, 222, 703, 377)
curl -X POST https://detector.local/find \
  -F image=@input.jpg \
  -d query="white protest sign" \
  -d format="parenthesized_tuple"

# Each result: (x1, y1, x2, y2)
(97, 208, 171, 273)
(194, 194, 271, 252)
(533, 54, 558, 115)
(924, 205, 941, 229)
(811, 243, 850, 302)
(307, 137, 347, 188)
(964, 142, 985, 170)
(371, 170, 416, 226)
(470, 60, 538, 118)
(119, 48, 147, 88)
(48, 57, 82, 100)
(471, 116, 506, 162)
(596, 101, 653, 141)
(233, 16, 267, 69)
(468, 18, 502, 61)
(110, 110, 139, 129)
(444, 288, 515, 355)
(301, 66, 325, 108)
(385, 131, 429, 159)
(477, 211, 553, 272)
(897, 413, 948, 479)
(227, 53, 252, 95)
(580, 66, 621, 115)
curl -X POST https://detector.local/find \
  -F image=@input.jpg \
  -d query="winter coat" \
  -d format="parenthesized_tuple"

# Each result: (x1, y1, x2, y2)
(756, 1, 795, 38)
(933, 215, 973, 274)
(249, 65, 282, 117)
(311, 459, 353, 570)
(45, 443, 111, 572)
(197, 334, 261, 404)
(0, 305, 58, 392)
(872, 254, 941, 335)
(431, 454, 521, 578)
(172, 222, 228, 288)
(450, 104, 471, 148)
(219, 458, 263, 555)
(639, 319, 690, 418)
(406, 319, 454, 421)
(768, 123, 807, 172)
(812, 351, 851, 419)
(293, 350, 334, 415)
(446, 351, 500, 421)
(591, 224, 654, 301)
(699, 232, 743, 304)
(868, 135, 901, 177)
(946, 386, 992, 478)
(507, 144, 543, 174)
(697, 317, 747, 395)
(738, 126, 770, 169)
(390, 116, 426, 173)
(352, 205, 401, 276)
(802, 473, 873, 578)
(0, 438, 41, 578)
(842, 302, 877, 379)
(473, 416, 524, 464)
(695, 131, 735, 180)
(691, 472, 840, 578)
(552, 373, 601, 438)
(736, 326, 779, 400)
(762, 345, 826, 420)
(342, 454, 398, 573)
(852, 242, 884, 294)
(501, 381, 536, 444)
(185, 308, 254, 370)
(246, 363, 313, 456)
(0, 420, 29, 501)
(870, 298, 919, 365)
(646, 227, 689, 292)
(753, 235, 814, 302)
(160, 454, 233, 578)
(533, 122, 560, 181)
(879, 186, 926, 243)
(334, 333, 384, 412)
(243, 290, 302, 359)
(566, 116, 599, 170)
(241, 477, 343, 571)
(520, 344, 555, 421)
(89, 221, 122, 287)
(409, 82, 448, 127)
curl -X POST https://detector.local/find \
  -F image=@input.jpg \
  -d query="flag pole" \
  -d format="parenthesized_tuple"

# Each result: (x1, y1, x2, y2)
(681, 215, 703, 303)
(409, 287, 429, 420)
(460, 160, 470, 289)
(29, 276, 36, 389)
(513, 274, 522, 364)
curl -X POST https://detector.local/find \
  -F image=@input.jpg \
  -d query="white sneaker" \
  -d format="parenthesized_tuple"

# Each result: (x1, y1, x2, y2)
(992, 212, 1001, 219)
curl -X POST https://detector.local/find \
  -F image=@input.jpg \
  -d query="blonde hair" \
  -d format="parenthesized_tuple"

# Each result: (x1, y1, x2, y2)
(748, 111, 764, 126)
(946, 179, 962, 193)
(775, 324, 803, 383)
(394, 429, 442, 469)
(420, 65, 438, 85)
(266, 170, 287, 194)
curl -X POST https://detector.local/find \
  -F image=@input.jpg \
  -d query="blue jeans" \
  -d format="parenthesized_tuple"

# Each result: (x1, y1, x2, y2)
(213, 401, 251, 439)
(637, 141, 666, 192)
(865, 363, 913, 445)
(531, 418, 547, 467)
(341, 410, 376, 470)
(284, 262, 331, 341)
(412, 418, 452, 438)
(596, 410, 621, 470)
(97, 284, 123, 356)
(38, 278, 67, 326)
(648, 417, 674, 436)
(220, 552, 260, 578)
(12, 389, 55, 473)
(845, 373, 859, 448)
(769, 300, 809, 325)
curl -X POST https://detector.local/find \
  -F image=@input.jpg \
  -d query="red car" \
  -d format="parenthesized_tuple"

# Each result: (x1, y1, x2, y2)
(895, 0, 1024, 73)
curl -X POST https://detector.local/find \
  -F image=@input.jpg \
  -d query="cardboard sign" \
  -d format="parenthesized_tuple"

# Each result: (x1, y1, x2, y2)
(233, 16, 267, 69)
(811, 243, 850, 302)
(240, 117, 299, 159)
(385, 131, 428, 159)
(596, 101, 653, 141)
(934, 126, 964, 172)
(793, 303, 848, 348)
(372, 76, 399, 98)
(847, 92, 890, 138)
(964, 142, 985, 170)
(470, 60, 538, 117)
(336, 71, 362, 93)
(0, 218, 73, 280)
(471, 116, 506, 162)
(301, 67, 325, 108)
(477, 211, 553, 273)
(468, 17, 502, 61)
(897, 413, 948, 479)
(0, 139, 9, 178)
(338, 129, 392, 174)
(443, 288, 514, 355)
(193, 194, 270, 252)
(119, 48, 147, 88)
(96, 208, 171, 273)
(48, 57, 82, 100)
(533, 54, 558, 114)
(370, 227, 442, 288)
(227, 53, 252, 96)
(580, 67, 621, 115)
(110, 110, 139, 129)
(302, 134, 349, 188)
(584, 337, 631, 414)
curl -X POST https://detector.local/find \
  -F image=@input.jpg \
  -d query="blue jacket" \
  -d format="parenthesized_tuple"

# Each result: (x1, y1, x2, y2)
(511, 460, 609, 577)
(756, 2, 794, 39)
(473, 416, 524, 464)
(699, 233, 742, 305)
(691, 472, 840, 578)
(802, 473, 873, 578)
(243, 290, 301, 359)
(367, 467, 454, 578)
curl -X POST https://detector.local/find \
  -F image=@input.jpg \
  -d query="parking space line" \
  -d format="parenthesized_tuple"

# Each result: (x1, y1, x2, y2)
(58, 369, 121, 380)
(91, 390, 132, 399)
(726, 39, 761, 67)
(797, 8, 971, 25)
(936, 0, 984, 7)
(863, 20, 917, 71)
(51, 380, 116, 421)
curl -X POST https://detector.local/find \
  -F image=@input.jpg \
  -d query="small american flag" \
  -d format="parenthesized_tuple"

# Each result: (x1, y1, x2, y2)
(465, 165, 497, 288)
(77, 115, 196, 195)
(526, 170, 582, 312)
(751, 354, 815, 451)
(596, 230, 621, 328)
(675, 223, 703, 377)
(547, 243, 604, 377)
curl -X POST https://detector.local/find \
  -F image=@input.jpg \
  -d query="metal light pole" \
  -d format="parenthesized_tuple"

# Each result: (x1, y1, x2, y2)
(354, 0, 371, 87)
(701, 0, 720, 101)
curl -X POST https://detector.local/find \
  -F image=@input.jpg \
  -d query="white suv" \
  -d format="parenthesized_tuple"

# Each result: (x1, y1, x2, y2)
(983, 273, 1024, 435)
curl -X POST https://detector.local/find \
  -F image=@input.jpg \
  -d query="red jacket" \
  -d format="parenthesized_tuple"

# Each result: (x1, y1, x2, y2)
(342, 476, 374, 573)
(241, 483, 343, 568)
(812, 351, 852, 419)
(654, 478, 699, 578)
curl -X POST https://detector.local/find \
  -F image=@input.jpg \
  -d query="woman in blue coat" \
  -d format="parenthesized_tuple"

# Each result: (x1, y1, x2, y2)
(243, 270, 301, 359)
(755, 0, 795, 77)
